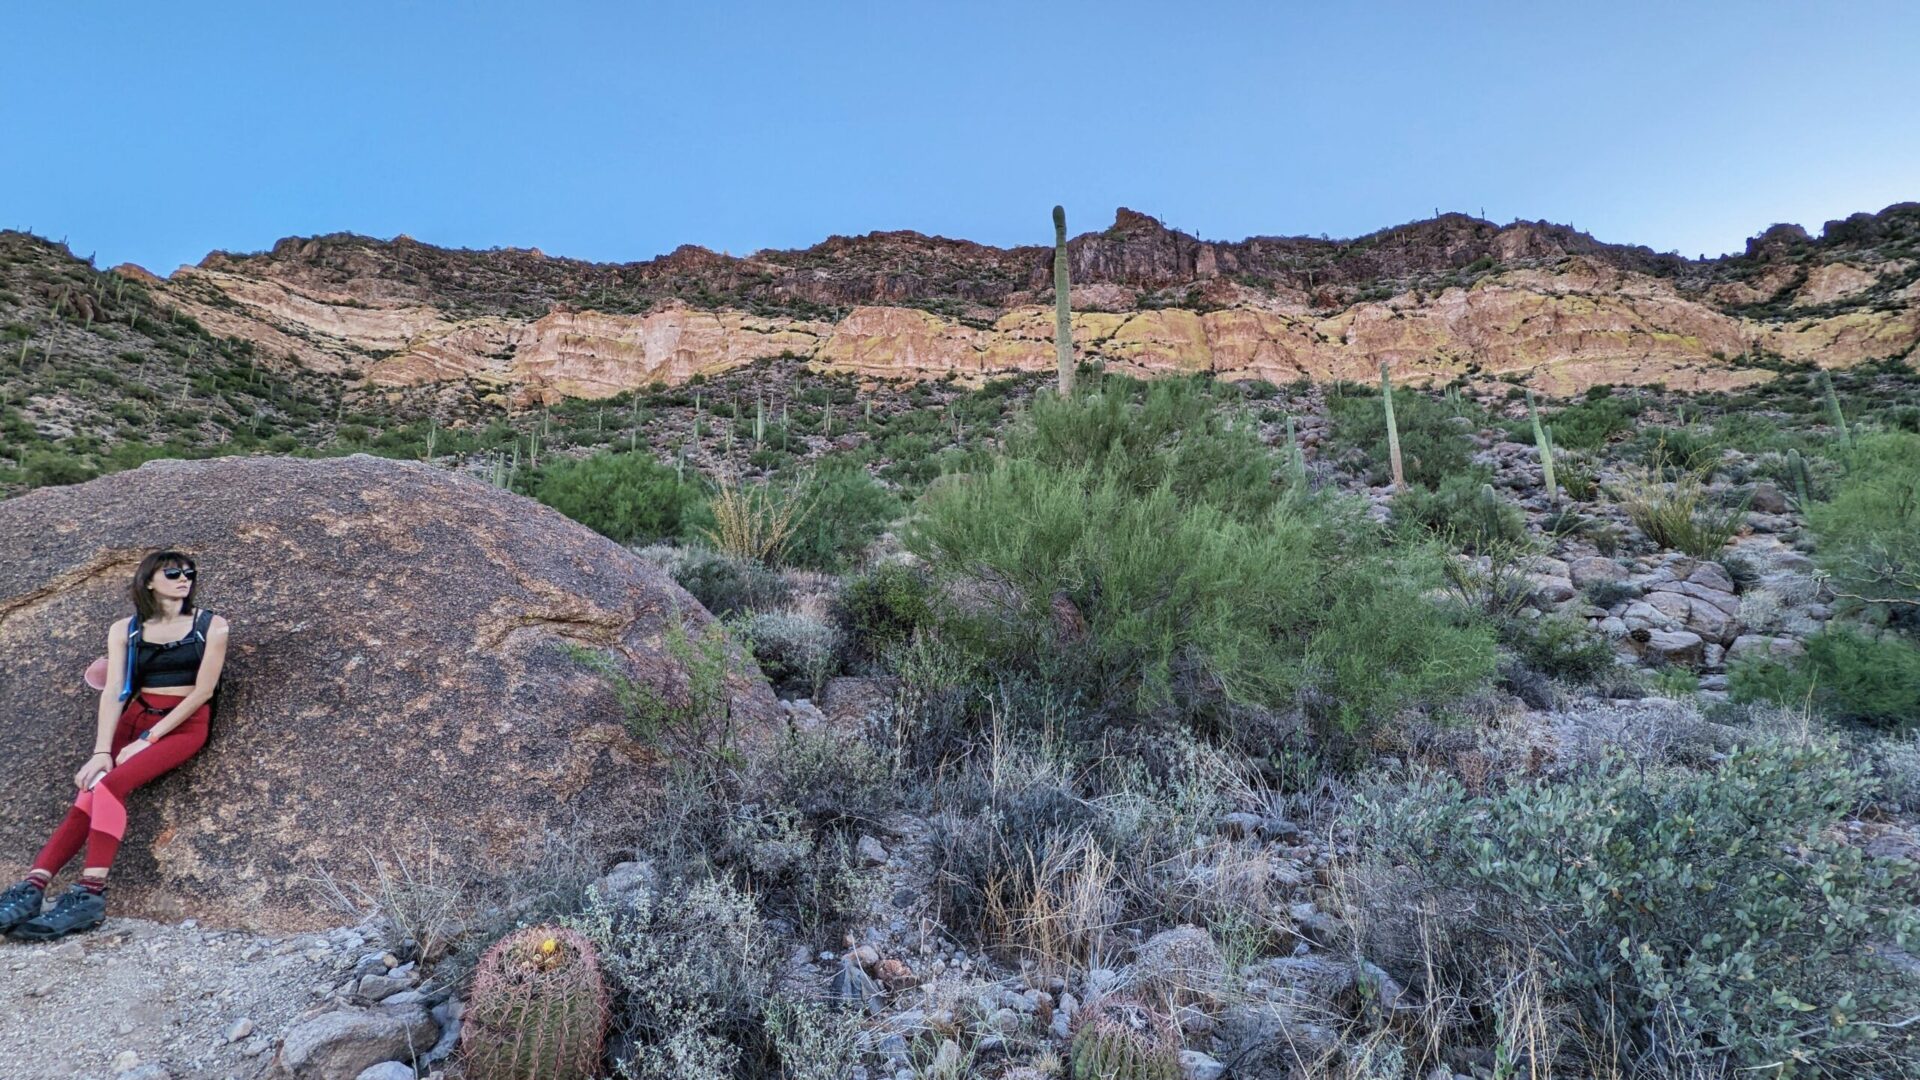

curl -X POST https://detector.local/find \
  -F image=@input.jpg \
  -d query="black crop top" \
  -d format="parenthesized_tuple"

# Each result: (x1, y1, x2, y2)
(133, 615, 209, 688)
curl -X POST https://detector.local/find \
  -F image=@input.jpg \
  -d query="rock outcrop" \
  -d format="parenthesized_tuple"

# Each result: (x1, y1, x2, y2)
(128, 204, 1920, 405)
(0, 454, 779, 931)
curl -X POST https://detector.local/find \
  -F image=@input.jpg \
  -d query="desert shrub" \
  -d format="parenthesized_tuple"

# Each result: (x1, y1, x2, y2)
(696, 472, 812, 565)
(1607, 459, 1747, 557)
(1013, 376, 1283, 520)
(832, 561, 936, 672)
(1354, 735, 1920, 1077)
(1582, 578, 1636, 609)
(669, 549, 791, 617)
(912, 458, 1496, 736)
(737, 612, 843, 699)
(1729, 626, 1920, 728)
(22, 449, 96, 487)
(1330, 389, 1474, 490)
(535, 451, 706, 544)
(566, 614, 743, 758)
(565, 879, 782, 1080)
(782, 458, 898, 572)
(1808, 432, 1920, 613)
(1632, 425, 1722, 475)
(1555, 450, 1601, 502)
(1502, 616, 1617, 684)
(1390, 473, 1526, 552)
(1545, 394, 1640, 451)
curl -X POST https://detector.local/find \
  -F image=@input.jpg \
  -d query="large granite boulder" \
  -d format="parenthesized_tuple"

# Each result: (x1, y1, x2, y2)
(0, 454, 779, 930)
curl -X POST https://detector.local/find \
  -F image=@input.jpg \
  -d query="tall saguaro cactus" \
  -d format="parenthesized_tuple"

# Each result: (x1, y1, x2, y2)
(1819, 371, 1851, 448)
(1380, 361, 1405, 491)
(1526, 388, 1557, 503)
(1053, 205, 1074, 396)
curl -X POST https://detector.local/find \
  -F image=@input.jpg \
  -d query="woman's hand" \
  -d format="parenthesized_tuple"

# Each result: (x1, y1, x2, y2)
(74, 754, 110, 791)
(114, 739, 150, 767)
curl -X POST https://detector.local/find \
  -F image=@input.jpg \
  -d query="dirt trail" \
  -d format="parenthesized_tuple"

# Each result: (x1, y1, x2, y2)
(0, 914, 340, 1080)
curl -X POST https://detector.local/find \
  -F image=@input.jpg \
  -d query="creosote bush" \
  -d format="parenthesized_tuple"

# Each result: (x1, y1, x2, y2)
(535, 450, 706, 544)
(1809, 431, 1920, 615)
(1330, 388, 1475, 490)
(1353, 733, 1920, 1077)
(910, 382, 1496, 740)
(1391, 472, 1526, 552)
(1729, 625, 1920, 728)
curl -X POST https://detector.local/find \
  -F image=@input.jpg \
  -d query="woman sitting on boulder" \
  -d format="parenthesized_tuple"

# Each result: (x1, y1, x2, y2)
(0, 549, 228, 941)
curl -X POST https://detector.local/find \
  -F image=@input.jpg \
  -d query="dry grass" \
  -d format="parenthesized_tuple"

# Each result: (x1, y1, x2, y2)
(988, 827, 1119, 982)
(304, 836, 469, 963)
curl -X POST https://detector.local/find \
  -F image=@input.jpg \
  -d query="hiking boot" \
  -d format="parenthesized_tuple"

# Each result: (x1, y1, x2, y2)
(0, 880, 46, 935)
(7, 885, 105, 942)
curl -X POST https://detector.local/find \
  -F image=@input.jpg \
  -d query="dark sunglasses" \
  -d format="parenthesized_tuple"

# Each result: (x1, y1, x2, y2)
(160, 566, 197, 581)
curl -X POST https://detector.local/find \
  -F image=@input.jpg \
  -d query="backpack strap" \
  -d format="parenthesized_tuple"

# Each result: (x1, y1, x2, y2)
(118, 613, 143, 703)
(192, 608, 211, 639)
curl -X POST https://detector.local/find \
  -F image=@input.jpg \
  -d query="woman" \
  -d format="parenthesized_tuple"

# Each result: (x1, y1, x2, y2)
(0, 550, 229, 941)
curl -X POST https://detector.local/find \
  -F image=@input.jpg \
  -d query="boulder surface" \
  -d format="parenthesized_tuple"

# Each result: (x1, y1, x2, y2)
(0, 454, 777, 929)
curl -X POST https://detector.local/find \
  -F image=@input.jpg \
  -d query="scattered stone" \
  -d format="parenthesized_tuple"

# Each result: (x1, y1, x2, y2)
(354, 1063, 416, 1080)
(1181, 1049, 1227, 1080)
(226, 1017, 256, 1043)
(857, 834, 890, 866)
(1568, 555, 1626, 588)
(595, 859, 660, 906)
(111, 1049, 141, 1073)
(273, 1005, 440, 1080)
(356, 973, 414, 1002)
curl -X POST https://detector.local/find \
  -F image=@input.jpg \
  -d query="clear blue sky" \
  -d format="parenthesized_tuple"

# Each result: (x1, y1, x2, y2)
(5, 1, 1916, 274)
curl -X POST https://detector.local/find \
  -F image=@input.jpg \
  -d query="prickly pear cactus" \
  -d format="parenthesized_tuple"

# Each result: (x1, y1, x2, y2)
(462, 925, 610, 1080)
(1070, 996, 1180, 1080)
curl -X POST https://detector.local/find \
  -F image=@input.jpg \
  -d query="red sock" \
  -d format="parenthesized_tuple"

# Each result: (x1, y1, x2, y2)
(78, 877, 107, 895)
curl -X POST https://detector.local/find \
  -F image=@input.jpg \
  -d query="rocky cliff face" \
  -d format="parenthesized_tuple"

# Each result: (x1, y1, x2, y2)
(124, 204, 1920, 403)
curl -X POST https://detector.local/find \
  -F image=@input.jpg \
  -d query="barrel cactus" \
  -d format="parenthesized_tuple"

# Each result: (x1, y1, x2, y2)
(1070, 996, 1180, 1080)
(462, 925, 610, 1080)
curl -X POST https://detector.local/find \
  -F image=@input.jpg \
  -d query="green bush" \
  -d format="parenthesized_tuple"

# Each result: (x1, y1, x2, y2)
(22, 449, 96, 488)
(535, 451, 706, 544)
(1544, 394, 1640, 451)
(832, 561, 935, 671)
(1012, 376, 1283, 520)
(1390, 473, 1526, 552)
(670, 549, 792, 617)
(1809, 432, 1920, 612)
(1356, 736, 1920, 1076)
(1330, 389, 1474, 490)
(782, 458, 898, 573)
(910, 396, 1496, 735)
(737, 612, 843, 699)
(1502, 615, 1617, 683)
(1729, 626, 1920, 727)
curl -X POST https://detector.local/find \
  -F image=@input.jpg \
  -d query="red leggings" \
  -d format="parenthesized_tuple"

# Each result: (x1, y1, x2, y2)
(32, 693, 209, 876)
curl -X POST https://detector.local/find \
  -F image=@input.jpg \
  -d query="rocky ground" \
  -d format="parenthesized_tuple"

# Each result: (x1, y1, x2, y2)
(0, 911, 458, 1080)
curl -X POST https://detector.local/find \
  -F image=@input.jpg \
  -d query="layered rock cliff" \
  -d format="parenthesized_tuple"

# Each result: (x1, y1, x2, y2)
(125, 204, 1920, 403)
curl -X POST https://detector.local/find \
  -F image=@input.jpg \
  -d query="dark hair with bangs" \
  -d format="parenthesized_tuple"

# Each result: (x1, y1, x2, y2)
(129, 549, 199, 622)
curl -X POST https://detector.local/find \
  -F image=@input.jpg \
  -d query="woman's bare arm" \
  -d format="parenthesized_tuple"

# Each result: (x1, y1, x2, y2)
(93, 618, 129, 754)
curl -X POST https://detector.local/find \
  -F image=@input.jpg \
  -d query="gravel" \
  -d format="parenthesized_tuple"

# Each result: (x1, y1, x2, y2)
(0, 914, 345, 1079)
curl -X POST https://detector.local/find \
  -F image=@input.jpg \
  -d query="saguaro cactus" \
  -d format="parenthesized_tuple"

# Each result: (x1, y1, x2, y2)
(1786, 448, 1812, 508)
(1526, 389, 1557, 503)
(1380, 361, 1405, 492)
(1053, 205, 1074, 396)
(1285, 414, 1308, 491)
(1819, 371, 1851, 448)
(462, 926, 609, 1080)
